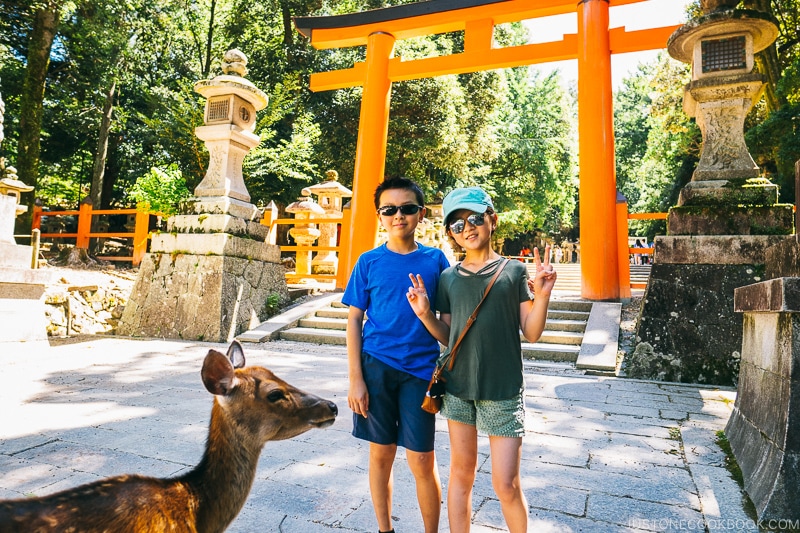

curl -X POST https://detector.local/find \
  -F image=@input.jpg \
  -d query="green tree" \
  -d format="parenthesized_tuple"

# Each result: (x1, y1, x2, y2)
(487, 68, 577, 240)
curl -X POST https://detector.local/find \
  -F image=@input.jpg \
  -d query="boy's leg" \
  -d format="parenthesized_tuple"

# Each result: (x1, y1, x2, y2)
(396, 371, 441, 532)
(489, 436, 528, 533)
(370, 442, 397, 532)
(447, 419, 479, 533)
(406, 449, 441, 533)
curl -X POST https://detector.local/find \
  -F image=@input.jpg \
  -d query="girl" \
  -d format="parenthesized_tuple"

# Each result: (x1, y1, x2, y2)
(406, 186, 556, 533)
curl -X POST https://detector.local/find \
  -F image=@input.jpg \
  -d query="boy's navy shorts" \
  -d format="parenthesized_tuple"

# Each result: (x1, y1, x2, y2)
(352, 352, 436, 453)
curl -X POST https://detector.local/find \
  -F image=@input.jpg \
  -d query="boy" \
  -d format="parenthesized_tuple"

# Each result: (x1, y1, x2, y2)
(342, 177, 450, 533)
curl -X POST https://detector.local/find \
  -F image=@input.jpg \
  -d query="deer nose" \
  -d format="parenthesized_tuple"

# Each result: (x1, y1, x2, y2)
(327, 401, 338, 416)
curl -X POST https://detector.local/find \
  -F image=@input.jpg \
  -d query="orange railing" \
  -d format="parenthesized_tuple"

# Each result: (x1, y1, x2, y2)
(31, 201, 155, 266)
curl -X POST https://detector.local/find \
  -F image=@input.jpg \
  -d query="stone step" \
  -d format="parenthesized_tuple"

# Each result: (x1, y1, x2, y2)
(522, 342, 581, 362)
(539, 318, 586, 333)
(314, 301, 590, 319)
(299, 316, 347, 330)
(535, 329, 584, 345)
(280, 327, 347, 345)
(547, 309, 590, 321)
(304, 311, 586, 332)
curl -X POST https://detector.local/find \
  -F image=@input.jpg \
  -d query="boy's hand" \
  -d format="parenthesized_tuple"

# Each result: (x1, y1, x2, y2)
(406, 273, 431, 317)
(531, 245, 557, 297)
(348, 378, 369, 418)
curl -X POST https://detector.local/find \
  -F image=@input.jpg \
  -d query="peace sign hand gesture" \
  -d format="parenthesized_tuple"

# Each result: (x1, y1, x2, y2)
(529, 245, 557, 297)
(406, 273, 431, 317)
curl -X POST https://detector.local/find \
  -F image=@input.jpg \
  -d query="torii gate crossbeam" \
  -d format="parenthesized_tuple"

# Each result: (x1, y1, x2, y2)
(294, 0, 681, 301)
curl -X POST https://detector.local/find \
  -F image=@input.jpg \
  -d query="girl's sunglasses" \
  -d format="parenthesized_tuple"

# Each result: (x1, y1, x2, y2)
(449, 213, 486, 234)
(377, 204, 423, 216)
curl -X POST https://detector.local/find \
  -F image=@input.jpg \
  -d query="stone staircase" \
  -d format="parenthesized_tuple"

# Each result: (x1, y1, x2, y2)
(240, 261, 636, 375)
(280, 297, 593, 365)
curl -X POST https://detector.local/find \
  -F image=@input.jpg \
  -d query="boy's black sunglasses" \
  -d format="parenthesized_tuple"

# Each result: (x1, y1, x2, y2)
(449, 213, 486, 234)
(377, 204, 423, 216)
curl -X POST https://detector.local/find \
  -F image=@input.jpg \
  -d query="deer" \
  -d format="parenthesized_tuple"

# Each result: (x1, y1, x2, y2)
(0, 340, 338, 533)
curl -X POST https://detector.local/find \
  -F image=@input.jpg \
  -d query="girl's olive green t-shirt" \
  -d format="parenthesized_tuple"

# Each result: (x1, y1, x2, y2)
(435, 259, 532, 401)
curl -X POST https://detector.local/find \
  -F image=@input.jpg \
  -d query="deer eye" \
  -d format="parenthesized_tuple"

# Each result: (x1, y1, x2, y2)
(266, 389, 286, 402)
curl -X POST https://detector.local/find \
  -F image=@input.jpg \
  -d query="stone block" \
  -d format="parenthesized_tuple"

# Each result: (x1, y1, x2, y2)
(725, 278, 800, 522)
(734, 277, 800, 313)
(166, 214, 270, 241)
(180, 196, 261, 220)
(667, 204, 793, 236)
(654, 235, 787, 264)
(0, 243, 33, 268)
(117, 253, 289, 342)
(765, 237, 800, 279)
(677, 180, 778, 206)
(636, 262, 763, 385)
(150, 233, 280, 263)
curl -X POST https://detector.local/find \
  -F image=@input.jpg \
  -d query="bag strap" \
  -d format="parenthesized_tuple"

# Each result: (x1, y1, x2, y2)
(445, 258, 509, 371)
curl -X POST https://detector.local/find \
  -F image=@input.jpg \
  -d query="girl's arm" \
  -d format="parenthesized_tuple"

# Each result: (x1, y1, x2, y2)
(406, 273, 451, 345)
(521, 246, 558, 342)
(346, 306, 369, 418)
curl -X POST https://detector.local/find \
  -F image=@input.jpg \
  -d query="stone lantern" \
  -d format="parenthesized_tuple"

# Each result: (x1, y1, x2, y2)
(118, 50, 288, 343)
(192, 49, 267, 207)
(286, 189, 325, 282)
(667, 7, 780, 202)
(635, 6, 792, 388)
(307, 170, 352, 275)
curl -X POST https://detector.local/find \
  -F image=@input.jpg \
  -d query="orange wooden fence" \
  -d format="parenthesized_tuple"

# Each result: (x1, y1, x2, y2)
(31, 202, 155, 266)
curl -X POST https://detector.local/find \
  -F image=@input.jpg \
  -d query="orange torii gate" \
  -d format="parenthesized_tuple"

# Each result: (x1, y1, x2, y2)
(294, 0, 680, 301)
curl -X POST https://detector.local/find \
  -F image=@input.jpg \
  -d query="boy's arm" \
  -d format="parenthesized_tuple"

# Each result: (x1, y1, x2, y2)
(346, 306, 369, 418)
(406, 273, 451, 345)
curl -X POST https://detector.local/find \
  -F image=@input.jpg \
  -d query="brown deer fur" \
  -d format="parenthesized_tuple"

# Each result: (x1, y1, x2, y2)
(0, 341, 338, 533)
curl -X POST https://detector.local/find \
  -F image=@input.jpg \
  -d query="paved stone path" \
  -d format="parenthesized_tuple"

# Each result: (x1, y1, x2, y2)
(0, 337, 757, 532)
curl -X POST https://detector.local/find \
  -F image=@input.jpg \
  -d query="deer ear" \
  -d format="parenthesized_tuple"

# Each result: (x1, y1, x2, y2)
(202, 350, 237, 396)
(227, 340, 246, 369)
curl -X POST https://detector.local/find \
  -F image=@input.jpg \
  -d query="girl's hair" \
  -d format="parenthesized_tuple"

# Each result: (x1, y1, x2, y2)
(373, 176, 425, 208)
(445, 206, 497, 253)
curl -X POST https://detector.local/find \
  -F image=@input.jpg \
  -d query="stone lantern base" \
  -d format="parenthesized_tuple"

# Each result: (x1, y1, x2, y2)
(118, 197, 288, 343)
(0, 195, 53, 346)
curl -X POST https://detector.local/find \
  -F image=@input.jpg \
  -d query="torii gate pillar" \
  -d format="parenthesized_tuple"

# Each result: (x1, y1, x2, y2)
(342, 31, 395, 281)
(578, 0, 620, 300)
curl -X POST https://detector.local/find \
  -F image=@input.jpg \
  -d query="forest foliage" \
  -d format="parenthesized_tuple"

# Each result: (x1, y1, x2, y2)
(0, 0, 797, 245)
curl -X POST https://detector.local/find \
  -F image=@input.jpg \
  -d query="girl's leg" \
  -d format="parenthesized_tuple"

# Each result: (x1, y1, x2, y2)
(447, 419, 479, 533)
(406, 449, 441, 533)
(489, 436, 528, 533)
(369, 442, 397, 532)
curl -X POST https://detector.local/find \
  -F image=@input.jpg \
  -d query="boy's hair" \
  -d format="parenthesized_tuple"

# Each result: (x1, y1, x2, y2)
(373, 176, 425, 209)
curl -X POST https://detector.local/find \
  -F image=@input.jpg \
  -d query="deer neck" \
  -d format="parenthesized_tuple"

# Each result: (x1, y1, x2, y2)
(183, 400, 263, 533)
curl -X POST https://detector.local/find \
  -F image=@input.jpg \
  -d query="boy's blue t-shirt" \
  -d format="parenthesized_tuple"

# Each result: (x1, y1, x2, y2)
(342, 242, 450, 381)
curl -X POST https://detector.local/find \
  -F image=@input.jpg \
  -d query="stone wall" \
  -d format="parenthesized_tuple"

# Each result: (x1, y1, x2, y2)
(118, 253, 288, 341)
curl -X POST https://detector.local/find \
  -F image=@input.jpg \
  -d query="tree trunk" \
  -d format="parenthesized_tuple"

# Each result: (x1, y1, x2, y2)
(90, 79, 116, 209)
(18, 2, 60, 191)
(742, 0, 784, 112)
(203, 0, 216, 77)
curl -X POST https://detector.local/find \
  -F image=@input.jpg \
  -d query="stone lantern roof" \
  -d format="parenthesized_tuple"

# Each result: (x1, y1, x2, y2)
(306, 171, 353, 198)
(286, 189, 326, 216)
(668, 9, 779, 65)
(194, 49, 268, 111)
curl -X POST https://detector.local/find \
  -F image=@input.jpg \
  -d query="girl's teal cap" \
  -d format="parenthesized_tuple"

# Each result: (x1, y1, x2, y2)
(442, 187, 493, 223)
